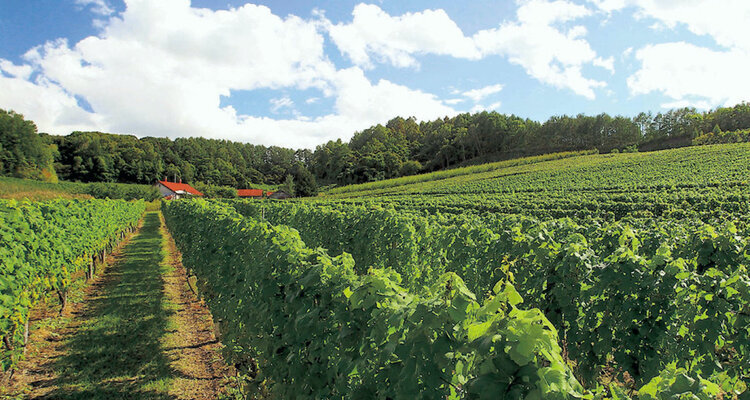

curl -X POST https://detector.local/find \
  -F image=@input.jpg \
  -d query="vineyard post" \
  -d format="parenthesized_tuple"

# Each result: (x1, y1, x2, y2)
(187, 274, 198, 296)
(57, 289, 67, 315)
(2, 336, 12, 351)
(23, 319, 29, 348)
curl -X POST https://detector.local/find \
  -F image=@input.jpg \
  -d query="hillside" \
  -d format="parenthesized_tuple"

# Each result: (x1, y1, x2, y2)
(0, 176, 160, 201)
(317, 143, 750, 220)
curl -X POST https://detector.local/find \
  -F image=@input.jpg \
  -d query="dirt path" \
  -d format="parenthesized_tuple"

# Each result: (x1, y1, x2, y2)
(157, 213, 233, 399)
(3, 211, 231, 399)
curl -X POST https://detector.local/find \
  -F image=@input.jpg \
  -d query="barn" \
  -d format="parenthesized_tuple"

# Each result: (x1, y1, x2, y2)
(155, 180, 204, 199)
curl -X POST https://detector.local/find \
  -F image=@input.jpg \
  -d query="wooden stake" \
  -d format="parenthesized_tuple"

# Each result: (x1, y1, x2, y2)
(57, 290, 67, 315)
(23, 319, 29, 347)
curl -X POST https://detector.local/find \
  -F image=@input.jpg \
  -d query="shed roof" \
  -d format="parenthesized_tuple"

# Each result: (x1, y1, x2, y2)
(158, 180, 204, 196)
(237, 189, 264, 197)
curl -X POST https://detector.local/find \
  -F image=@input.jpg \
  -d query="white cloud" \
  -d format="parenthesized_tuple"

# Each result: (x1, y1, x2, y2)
(328, 1, 609, 99)
(588, 0, 750, 51)
(224, 67, 456, 148)
(472, 0, 607, 99)
(443, 98, 464, 105)
(326, 3, 480, 69)
(76, 0, 115, 16)
(270, 97, 294, 113)
(593, 56, 614, 73)
(595, 1, 750, 108)
(462, 84, 504, 103)
(516, 0, 592, 24)
(470, 101, 502, 113)
(586, 0, 628, 13)
(660, 99, 713, 110)
(0, 59, 33, 79)
(0, 61, 104, 133)
(0, 0, 460, 148)
(332, 67, 455, 126)
(305, 97, 320, 104)
(13, 0, 338, 142)
(628, 42, 750, 108)
(567, 25, 588, 39)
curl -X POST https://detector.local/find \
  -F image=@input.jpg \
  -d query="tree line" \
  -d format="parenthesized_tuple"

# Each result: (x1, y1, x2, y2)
(312, 103, 750, 185)
(1, 103, 749, 195)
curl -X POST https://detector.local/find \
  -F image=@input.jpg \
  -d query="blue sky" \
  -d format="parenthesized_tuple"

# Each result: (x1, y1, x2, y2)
(1, 0, 748, 148)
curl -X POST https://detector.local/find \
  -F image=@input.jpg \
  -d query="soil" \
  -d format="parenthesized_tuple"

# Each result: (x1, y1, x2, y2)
(158, 213, 233, 399)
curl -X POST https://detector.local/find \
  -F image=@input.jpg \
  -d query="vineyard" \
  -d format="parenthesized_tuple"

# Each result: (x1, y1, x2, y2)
(5, 0, 750, 396)
(2, 143, 749, 398)
(162, 143, 750, 398)
(0, 199, 145, 371)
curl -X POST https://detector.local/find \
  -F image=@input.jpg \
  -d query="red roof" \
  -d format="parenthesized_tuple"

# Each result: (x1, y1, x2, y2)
(158, 180, 204, 196)
(237, 189, 263, 197)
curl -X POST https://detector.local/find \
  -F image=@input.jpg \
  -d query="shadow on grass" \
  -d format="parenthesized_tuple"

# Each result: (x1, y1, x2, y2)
(39, 212, 176, 399)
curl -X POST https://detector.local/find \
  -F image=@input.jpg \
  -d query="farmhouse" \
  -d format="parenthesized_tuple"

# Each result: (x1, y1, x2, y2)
(267, 190, 291, 199)
(237, 189, 264, 199)
(155, 180, 204, 199)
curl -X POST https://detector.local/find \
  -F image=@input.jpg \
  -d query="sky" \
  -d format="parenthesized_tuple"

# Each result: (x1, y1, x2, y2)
(1, 0, 749, 149)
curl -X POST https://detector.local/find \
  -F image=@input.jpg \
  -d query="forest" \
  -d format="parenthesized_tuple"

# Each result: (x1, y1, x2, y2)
(1, 103, 750, 195)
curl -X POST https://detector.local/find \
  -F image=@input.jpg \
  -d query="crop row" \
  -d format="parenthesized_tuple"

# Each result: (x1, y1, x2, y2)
(227, 200, 750, 391)
(321, 185, 750, 221)
(0, 199, 145, 370)
(163, 199, 587, 399)
(166, 199, 733, 398)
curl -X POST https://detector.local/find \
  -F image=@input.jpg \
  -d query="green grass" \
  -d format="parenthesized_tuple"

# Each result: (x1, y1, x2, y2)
(0, 176, 157, 201)
(41, 212, 177, 399)
(0, 176, 91, 200)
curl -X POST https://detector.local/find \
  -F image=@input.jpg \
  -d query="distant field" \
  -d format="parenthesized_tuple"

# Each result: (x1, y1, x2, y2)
(0, 176, 159, 201)
(324, 149, 597, 196)
(319, 143, 750, 220)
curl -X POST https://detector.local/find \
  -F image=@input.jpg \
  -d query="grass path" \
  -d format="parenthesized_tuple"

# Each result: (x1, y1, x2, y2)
(6, 211, 230, 399)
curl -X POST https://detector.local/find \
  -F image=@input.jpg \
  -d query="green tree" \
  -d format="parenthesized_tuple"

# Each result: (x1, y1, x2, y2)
(0, 109, 56, 181)
(193, 182, 237, 198)
(399, 160, 422, 176)
(291, 163, 317, 197)
(280, 174, 295, 197)
(165, 163, 181, 182)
